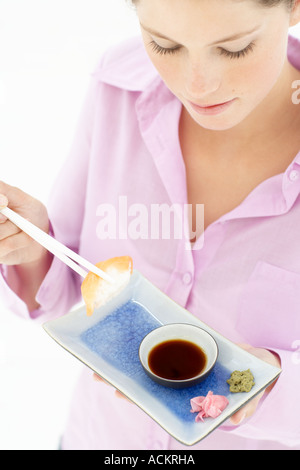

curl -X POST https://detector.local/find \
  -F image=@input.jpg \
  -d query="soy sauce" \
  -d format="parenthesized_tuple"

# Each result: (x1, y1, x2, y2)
(148, 339, 207, 380)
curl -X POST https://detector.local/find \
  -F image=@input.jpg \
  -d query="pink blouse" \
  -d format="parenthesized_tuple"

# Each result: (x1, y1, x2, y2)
(1, 35, 300, 450)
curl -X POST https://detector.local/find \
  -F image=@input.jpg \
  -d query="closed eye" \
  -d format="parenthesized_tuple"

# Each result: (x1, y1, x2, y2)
(149, 39, 256, 60)
(218, 42, 255, 59)
(148, 40, 181, 56)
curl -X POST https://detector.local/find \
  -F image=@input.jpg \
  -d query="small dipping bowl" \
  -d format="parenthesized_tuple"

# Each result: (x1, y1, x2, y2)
(139, 323, 219, 389)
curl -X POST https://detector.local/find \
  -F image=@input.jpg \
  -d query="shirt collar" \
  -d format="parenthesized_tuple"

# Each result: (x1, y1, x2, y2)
(93, 36, 158, 92)
(288, 34, 300, 70)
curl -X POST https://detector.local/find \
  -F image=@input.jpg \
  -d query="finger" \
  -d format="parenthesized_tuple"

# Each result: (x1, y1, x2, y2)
(230, 409, 246, 426)
(0, 231, 32, 262)
(93, 374, 132, 403)
(93, 373, 103, 381)
(114, 390, 133, 403)
(0, 193, 8, 209)
(0, 194, 8, 222)
(236, 343, 253, 351)
(0, 220, 21, 240)
(230, 390, 264, 425)
(0, 182, 26, 211)
(93, 373, 105, 382)
(93, 373, 111, 386)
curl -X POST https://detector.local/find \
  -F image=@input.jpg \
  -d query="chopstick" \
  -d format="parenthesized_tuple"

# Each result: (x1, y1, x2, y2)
(0, 207, 114, 283)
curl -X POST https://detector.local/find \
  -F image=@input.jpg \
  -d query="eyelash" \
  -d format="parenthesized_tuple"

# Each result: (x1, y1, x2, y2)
(149, 40, 255, 59)
(149, 40, 180, 56)
(219, 42, 255, 59)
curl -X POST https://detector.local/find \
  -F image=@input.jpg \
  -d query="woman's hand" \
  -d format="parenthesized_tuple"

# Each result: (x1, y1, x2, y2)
(0, 181, 50, 266)
(229, 343, 281, 425)
(93, 373, 131, 401)
(0, 181, 53, 310)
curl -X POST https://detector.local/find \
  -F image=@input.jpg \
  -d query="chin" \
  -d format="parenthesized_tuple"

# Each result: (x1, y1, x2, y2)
(191, 113, 243, 132)
(188, 104, 252, 132)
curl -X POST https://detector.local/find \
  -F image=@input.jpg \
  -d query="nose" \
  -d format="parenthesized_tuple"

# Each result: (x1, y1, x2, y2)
(184, 56, 221, 99)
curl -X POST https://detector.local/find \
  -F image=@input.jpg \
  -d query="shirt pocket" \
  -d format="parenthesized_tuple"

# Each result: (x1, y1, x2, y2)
(236, 261, 300, 350)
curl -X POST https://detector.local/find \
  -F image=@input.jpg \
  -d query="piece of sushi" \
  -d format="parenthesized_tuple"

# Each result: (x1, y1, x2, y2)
(81, 256, 133, 316)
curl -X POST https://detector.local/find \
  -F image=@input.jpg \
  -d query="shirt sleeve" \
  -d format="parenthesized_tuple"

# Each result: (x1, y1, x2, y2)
(0, 68, 101, 323)
(0, 255, 80, 324)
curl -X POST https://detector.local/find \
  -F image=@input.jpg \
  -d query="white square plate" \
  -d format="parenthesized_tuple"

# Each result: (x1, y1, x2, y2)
(43, 270, 281, 446)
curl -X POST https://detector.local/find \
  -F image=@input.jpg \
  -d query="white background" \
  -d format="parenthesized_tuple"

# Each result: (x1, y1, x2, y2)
(0, 0, 299, 450)
(0, 0, 139, 450)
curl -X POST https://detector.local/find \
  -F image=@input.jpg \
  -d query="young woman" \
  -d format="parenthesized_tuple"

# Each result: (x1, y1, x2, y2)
(0, 0, 300, 450)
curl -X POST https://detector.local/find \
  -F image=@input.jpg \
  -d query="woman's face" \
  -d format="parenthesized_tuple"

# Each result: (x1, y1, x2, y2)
(136, 0, 298, 131)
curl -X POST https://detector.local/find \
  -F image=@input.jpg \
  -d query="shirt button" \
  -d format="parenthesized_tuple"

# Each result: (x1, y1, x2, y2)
(289, 169, 299, 182)
(182, 272, 193, 285)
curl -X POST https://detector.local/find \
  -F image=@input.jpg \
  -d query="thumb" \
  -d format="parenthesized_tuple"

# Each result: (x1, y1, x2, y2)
(0, 194, 8, 209)
(0, 194, 8, 223)
(0, 181, 30, 213)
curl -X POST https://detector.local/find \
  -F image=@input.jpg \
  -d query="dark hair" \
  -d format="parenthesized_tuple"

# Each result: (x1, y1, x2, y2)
(257, 0, 295, 8)
(130, 0, 296, 9)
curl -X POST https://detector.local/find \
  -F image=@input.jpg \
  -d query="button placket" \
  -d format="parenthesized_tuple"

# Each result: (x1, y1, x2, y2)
(282, 164, 300, 210)
(289, 169, 300, 182)
(182, 272, 193, 285)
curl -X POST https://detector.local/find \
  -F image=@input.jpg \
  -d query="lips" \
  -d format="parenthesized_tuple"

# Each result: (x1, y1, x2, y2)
(189, 98, 233, 108)
(188, 98, 236, 116)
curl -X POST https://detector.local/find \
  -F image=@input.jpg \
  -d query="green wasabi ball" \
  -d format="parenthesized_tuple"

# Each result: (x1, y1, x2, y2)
(227, 369, 255, 393)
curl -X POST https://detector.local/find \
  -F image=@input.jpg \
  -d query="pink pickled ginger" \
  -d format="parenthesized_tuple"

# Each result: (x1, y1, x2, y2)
(190, 391, 229, 422)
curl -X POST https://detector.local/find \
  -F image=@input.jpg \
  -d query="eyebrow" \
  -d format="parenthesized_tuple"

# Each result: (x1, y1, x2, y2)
(140, 23, 261, 46)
